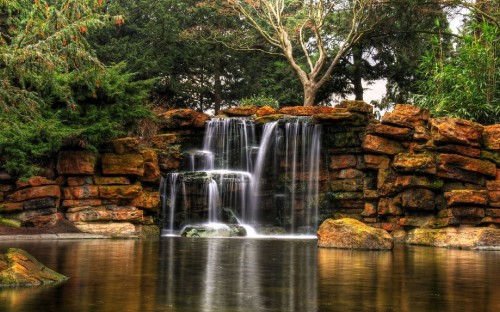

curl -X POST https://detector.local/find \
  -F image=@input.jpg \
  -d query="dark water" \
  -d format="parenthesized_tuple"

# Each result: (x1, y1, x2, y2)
(0, 237, 499, 312)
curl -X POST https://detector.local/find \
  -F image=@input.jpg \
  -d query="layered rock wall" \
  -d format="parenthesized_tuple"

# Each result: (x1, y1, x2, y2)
(0, 105, 498, 237)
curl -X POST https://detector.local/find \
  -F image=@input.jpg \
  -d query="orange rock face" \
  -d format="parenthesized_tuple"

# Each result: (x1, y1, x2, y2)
(159, 109, 209, 129)
(150, 134, 178, 149)
(362, 134, 405, 155)
(382, 104, 430, 128)
(398, 188, 435, 210)
(141, 149, 161, 183)
(63, 186, 99, 200)
(439, 154, 496, 177)
(366, 123, 412, 141)
(8, 185, 61, 202)
(430, 117, 484, 147)
(101, 153, 144, 176)
(15, 176, 55, 189)
(56, 151, 98, 175)
(131, 191, 161, 209)
(482, 125, 500, 151)
(337, 100, 373, 114)
(329, 154, 357, 169)
(279, 106, 336, 116)
(363, 154, 390, 169)
(392, 153, 436, 175)
(98, 185, 143, 199)
(444, 190, 489, 207)
(66, 206, 143, 222)
(109, 137, 142, 154)
(222, 105, 258, 116)
(255, 106, 277, 117)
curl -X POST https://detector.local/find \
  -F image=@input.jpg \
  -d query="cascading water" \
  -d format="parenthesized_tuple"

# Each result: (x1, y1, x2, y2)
(161, 116, 324, 235)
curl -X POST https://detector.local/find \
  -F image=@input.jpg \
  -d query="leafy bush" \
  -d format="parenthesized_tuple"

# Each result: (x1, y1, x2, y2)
(414, 21, 500, 125)
(239, 94, 279, 109)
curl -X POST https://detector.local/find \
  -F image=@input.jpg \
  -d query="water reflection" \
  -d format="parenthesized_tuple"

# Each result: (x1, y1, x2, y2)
(0, 239, 499, 312)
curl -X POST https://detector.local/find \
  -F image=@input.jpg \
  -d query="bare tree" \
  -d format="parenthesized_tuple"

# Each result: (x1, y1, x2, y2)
(228, 0, 378, 106)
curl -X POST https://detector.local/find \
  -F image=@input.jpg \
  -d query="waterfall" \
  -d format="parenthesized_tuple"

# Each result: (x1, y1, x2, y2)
(161, 116, 323, 235)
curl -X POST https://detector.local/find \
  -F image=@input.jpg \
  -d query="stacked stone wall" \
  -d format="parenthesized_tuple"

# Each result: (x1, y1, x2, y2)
(0, 105, 498, 237)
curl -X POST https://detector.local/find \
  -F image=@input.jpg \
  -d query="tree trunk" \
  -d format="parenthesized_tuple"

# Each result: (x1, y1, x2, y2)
(303, 84, 317, 107)
(352, 45, 364, 101)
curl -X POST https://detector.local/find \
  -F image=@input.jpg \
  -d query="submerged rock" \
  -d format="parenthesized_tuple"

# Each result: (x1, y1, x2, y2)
(0, 248, 68, 287)
(180, 224, 247, 238)
(406, 227, 500, 250)
(317, 218, 393, 250)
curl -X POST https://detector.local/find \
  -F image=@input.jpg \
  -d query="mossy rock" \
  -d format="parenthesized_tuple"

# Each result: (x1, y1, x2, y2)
(0, 248, 68, 287)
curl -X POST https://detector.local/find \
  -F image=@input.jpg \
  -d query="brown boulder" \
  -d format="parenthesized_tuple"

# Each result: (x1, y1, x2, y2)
(73, 222, 137, 237)
(56, 151, 97, 175)
(392, 153, 436, 175)
(406, 227, 500, 249)
(382, 104, 430, 128)
(366, 123, 412, 141)
(63, 186, 99, 200)
(8, 185, 61, 202)
(482, 125, 500, 151)
(255, 106, 277, 117)
(101, 153, 144, 176)
(362, 134, 405, 155)
(439, 154, 496, 177)
(159, 109, 209, 129)
(222, 105, 258, 116)
(444, 190, 489, 207)
(0, 248, 68, 286)
(317, 218, 393, 250)
(98, 185, 142, 199)
(430, 117, 484, 147)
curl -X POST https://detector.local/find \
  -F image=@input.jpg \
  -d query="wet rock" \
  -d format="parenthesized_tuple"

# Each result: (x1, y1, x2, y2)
(158, 146, 182, 171)
(392, 153, 436, 175)
(0, 248, 68, 287)
(382, 104, 430, 128)
(222, 105, 258, 116)
(317, 218, 393, 250)
(180, 224, 247, 238)
(430, 117, 484, 147)
(8, 185, 61, 202)
(439, 154, 496, 177)
(254, 114, 284, 125)
(159, 109, 209, 129)
(255, 106, 277, 117)
(444, 190, 488, 207)
(406, 227, 500, 249)
(362, 134, 405, 155)
(56, 151, 98, 175)
(482, 125, 500, 151)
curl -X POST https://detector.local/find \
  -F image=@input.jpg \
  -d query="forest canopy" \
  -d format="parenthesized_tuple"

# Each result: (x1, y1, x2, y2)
(0, 0, 498, 176)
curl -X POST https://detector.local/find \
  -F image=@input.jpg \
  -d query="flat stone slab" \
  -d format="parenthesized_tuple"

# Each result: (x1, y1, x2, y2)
(0, 233, 108, 240)
(406, 227, 500, 250)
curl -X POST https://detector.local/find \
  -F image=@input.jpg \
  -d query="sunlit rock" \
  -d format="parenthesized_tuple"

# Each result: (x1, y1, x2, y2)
(101, 153, 145, 176)
(382, 104, 430, 128)
(430, 117, 483, 147)
(56, 151, 98, 175)
(0, 248, 68, 287)
(482, 125, 500, 151)
(222, 105, 258, 116)
(180, 224, 247, 238)
(406, 227, 500, 249)
(317, 218, 393, 250)
(159, 109, 209, 129)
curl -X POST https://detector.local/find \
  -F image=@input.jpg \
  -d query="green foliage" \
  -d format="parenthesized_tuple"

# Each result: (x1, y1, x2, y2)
(239, 94, 279, 109)
(0, 1, 154, 177)
(414, 21, 500, 125)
